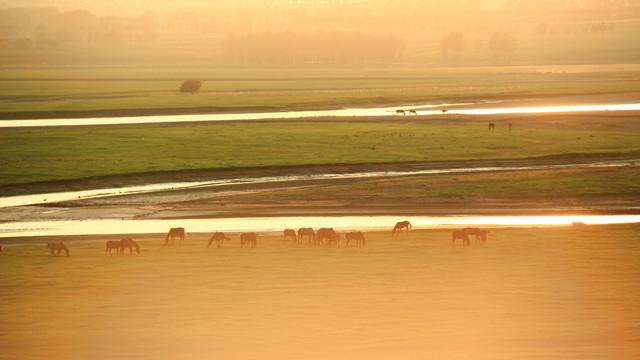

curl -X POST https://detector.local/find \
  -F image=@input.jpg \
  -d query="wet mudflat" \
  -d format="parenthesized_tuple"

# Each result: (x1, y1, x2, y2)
(1, 224, 638, 360)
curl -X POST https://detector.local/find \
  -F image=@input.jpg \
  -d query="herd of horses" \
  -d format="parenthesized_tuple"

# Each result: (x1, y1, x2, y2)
(23, 221, 488, 257)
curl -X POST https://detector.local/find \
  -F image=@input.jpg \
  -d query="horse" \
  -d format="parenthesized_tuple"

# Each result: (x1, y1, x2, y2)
(240, 232, 258, 248)
(326, 233, 341, 247)
(345, 231, 366, 247)
(207, 232, 231, 248)
(451, 231, 470, 246)
(442, 109, 448, 114)
(409, 110, 417, 115)
(462, 227, 489, 243)
(298, 228, 316, 244)
(165, 227, 186, 245)
(392, 221, 412, 235)
(508, 122, 513, 131)
(105, 240, 122, 256)
(488, 122, 495, 131)
(316, 228, 337, 246)
(119, 238, 140, 255)
(395, 109, 405, 116)
(47, 242, 69, 257)
(283, 229, 298, 244)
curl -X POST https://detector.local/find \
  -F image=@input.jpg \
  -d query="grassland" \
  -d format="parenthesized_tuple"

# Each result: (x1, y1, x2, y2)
(1, 65, 639, 119)
(1, 113, 639, 187)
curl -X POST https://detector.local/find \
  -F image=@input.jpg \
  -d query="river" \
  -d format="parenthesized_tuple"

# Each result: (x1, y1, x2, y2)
(1, 102, 640, 128)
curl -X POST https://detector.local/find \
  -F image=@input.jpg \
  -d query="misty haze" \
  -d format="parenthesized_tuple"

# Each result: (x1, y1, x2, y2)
(0, 1, 639, 360)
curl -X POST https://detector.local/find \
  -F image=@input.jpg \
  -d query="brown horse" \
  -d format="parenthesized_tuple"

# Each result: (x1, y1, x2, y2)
(298, 228, 316, 244)
(165, 227, 186, 245)
(451, 231, 470, 246)
(105, 240, 122, 256)
(47, 242, 69, 256)
(488, 122, 495, 131)
(119, 238, 140, 255)
(345, 231, 366, 247)
(462, 227, 489, 243)
(283, 229, 298, 244)
(392, 221, 412, 235)
(327, 233, 341, 247)
(508, 122, 513, 131)
(207, 232, 231, 248)
(316, 228, 337, 246)
(395, 109, 405, 116)
(240, 232, 258, 248)
(409, 110, 417, 115)
(442, 109, 448, 114)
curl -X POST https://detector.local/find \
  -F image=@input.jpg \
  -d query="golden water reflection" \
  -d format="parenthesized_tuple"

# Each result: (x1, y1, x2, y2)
(1, 215, 638, 239)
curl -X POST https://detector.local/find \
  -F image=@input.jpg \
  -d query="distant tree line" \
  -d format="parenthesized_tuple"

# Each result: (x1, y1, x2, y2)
(221, 31, 403, 65)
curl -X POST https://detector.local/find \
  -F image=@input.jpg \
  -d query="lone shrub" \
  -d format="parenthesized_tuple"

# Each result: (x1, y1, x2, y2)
(180, 79, 203, 93)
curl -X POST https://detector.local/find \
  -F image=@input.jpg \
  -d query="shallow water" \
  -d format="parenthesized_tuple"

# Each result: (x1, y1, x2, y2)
(1, 102, 639, 128)
(1, 158, 636, 208)
(1, 215, 639, 240)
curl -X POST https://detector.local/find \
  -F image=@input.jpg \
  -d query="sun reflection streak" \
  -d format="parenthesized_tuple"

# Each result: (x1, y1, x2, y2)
(1, 215, 638, 239)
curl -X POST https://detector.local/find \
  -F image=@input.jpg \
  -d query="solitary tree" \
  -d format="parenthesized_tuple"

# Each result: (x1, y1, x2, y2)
(180, 79, 202, 93)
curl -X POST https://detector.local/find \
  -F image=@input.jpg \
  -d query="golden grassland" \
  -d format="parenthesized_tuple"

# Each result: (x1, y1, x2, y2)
(1, 224, 639, 360)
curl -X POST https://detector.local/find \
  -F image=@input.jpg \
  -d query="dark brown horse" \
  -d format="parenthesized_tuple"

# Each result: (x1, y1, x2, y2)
(345, 231, 366, 247)
(165, 227, 186, 245)
(409, 110, 417, 115)
(451, 231, 470, 246)
(392, 221, 412, 235)
(298, 228, 316, 244)
(395, 109, 405, 115)
(283, 229, 298, 244)
(208, 232, 231, 248)
(119, 238, 140, 255)
(316, 228, 337, 246)
(462, 227, 489, 243)
(240, 232, 258, 248)
(488, 122, 495, 131)
(47, 242, 69, 256)
(105, 240, 121, 256)
(508, 122, 513, 131)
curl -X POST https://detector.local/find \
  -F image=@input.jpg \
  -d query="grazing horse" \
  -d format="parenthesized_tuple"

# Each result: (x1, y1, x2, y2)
(47, 242, 69, 257)
(508, 122, 513, 131)
(208, 232, 231, 248)
(462, 227, 489, 243)
(451, 231, 470, 246)
(165, 227, 186, 245)
(283, 229, 298, 244)
(409, 110, 417, 115)
(488, 122, 495, 131)
(395, 109, 406, 116)
(298, 228, 316, 244)
(119, 238, 140, 255)
(105, 240, 122, 256)
(316, 228, 338, 246)
(442, 109, 448, 114)
(326, 233, 341, 247)
(240, 232, 258, 248)
(345, 231, 366, 247)
(392, 221, 412, 235)
(462, 228, 489, 244)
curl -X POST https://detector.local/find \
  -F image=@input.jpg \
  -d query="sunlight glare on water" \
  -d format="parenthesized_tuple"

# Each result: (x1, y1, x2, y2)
(1, 215, 638, 239)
